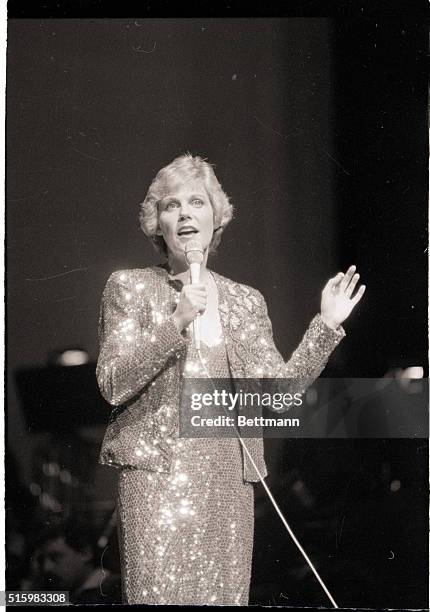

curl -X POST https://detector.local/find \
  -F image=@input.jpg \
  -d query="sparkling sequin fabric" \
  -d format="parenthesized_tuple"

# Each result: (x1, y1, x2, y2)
(96, 266, 345, 482)
(97, 266, 345, 605)
(117, 340, 255, 605)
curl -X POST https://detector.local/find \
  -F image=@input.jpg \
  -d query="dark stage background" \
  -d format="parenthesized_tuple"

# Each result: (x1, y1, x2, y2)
(6, 17, 428, 608)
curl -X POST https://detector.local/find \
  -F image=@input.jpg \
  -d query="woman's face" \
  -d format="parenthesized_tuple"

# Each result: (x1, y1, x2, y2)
(157, 178, 214, 261)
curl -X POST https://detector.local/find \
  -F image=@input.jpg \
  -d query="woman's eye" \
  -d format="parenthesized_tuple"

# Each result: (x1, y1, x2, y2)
(166, 201, 180, 210)
(191, 199, 203, 207)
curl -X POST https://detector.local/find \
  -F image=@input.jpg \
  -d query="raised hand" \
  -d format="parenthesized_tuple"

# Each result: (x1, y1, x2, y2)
(320, 265, 366, 330)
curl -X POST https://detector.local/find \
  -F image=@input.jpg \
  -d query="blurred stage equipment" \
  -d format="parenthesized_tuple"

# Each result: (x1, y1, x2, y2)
(15, 349, 111, 433)
(13, 348, 116, 531)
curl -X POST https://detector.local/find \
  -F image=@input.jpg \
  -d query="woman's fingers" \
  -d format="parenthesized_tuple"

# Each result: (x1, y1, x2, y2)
(325, 272, 344, 294)
(351, 284, 366, 305)
(327, 265, 365, 299)
(340, 265, 356, 292)
(327, 272, 344, 289)
(345, 273, 360, 297)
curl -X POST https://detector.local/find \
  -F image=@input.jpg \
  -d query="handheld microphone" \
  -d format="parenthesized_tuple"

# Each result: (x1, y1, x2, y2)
(184, 240, 204, 350)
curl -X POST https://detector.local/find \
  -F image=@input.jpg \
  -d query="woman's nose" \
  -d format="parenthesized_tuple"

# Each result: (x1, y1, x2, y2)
(178, 201, 193, 220)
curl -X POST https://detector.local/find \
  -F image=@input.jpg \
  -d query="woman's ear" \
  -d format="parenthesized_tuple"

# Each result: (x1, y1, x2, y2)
(155, 227, 163, 236)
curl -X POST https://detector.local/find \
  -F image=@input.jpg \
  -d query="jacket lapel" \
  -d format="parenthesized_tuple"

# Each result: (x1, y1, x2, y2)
(211, 271, 248, 377)
(212, 271, 230, 336)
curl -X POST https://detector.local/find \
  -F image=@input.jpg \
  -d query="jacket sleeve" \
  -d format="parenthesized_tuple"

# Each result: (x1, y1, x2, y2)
(249, 289, 345, 399)
(96, 271, 188, 406)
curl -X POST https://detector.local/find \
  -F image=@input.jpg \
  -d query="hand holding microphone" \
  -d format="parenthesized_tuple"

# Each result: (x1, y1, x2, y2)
(172, 283, 207, 333)
(172, 240, 205, 349)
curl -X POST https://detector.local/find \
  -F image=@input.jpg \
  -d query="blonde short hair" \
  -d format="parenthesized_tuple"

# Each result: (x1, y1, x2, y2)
(139, 153, 233, 256)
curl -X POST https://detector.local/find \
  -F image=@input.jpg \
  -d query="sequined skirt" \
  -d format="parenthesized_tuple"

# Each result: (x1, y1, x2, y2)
(116, 436, 254, 605)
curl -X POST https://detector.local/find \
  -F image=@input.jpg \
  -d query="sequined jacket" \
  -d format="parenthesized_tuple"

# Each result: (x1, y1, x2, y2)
(96, 266, 345, 482)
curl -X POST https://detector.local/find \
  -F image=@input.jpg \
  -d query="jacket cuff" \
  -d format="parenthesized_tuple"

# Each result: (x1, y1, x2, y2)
(310, 313, 345, 354)
(151, 315, 189, 355)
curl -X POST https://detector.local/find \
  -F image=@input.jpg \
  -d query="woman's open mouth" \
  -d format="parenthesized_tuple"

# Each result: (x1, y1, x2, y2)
(177, 226, 199, 237)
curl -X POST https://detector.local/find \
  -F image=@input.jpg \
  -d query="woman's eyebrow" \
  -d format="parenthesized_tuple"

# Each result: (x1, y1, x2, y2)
(188, 193, 206, 200)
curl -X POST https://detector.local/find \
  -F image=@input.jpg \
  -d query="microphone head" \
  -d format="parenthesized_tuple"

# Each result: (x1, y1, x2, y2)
(184, 239, 204, 265)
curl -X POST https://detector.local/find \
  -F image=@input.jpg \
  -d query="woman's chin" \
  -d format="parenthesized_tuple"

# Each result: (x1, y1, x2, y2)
(174, 238, 208, 254)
